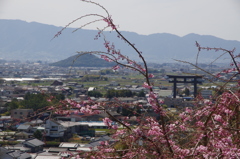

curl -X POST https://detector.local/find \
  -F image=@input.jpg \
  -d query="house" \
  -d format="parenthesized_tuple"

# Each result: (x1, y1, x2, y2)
(11, 109, 33, 119)
(0, 116, 12, 131)
(0, 87, 14, 98)
(56, 115, 83, 122)
(129, 87, 145, 93)
(22, 138, 45, 153)
(31, 126, 45, 135)
(77, 135, 115, 151)
(77, 144, 92, 152)
(73, 87, 87, 94)
(17, 124, 32, 133)
(36, 148, 77, 158)
(0, 147, 31, 159)
(113, 97, 137, 103)
(88, 87, 96, 91)
(51, 80, 63, 86)
(132, 85, 139, 89)
(0, 131, 16, 139)
(67, 82, 78, 86)
(44, 119, 65, 138)
(47, 147, 68, 154)
(59, 142, 79, 150)
(15, 131, 31, 139)
(80, 113, 107, 122)
(35, 155, 61, 159)
(110, 81, 120, 86)
(4, 141, 31, 152)
(59, 121, 90, 138)
(75, 84, 84, 88)
(78, 121, 108, 129)
(30, 119, 44, 126)
(95, 98, 108, 102)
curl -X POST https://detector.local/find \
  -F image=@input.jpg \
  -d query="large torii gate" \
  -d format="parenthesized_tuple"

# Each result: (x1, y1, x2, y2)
(167, 75, 203, 98)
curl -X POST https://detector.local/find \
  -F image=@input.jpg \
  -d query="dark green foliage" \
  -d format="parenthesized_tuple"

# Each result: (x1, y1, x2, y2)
(81, 75, 108, 82)
(137, 90, 145, 97)
(33, 130, 43, 140)
(55, 94, 65, 100)
(21, 92, 51, 111)
(44, 141, 60, 147)
(5, 98, 19, 111)
(5, 93, 65, 112)
(88, 91, 103, 98)
(100, 69, 117, 75)
(49, 54, 115, 67)
(0, 141, 20, 146)
(183, 88, 190, 96)
(105, 89, 115, 98)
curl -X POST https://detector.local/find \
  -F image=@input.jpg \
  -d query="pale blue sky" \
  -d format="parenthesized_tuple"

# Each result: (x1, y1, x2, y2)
(0, 0, 240, 41)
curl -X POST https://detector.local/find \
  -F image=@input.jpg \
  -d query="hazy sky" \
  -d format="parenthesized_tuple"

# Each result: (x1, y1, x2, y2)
(1, 0, 240, 41)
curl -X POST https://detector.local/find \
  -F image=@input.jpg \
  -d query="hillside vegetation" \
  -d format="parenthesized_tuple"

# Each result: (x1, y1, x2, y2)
(50, 54, 115, 67)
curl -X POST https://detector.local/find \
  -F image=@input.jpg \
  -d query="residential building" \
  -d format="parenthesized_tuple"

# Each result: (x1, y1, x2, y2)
(22, 138, 45, 153)
(11, 109, 33, 119)
(44, 119, 65, 138)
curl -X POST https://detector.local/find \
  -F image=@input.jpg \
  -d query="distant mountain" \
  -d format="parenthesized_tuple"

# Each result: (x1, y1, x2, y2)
(50, 54, 115, 67)
(0, 19, 239, 63)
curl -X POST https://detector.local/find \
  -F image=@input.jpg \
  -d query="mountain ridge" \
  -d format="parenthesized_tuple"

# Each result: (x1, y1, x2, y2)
(0, 19, 239, 64)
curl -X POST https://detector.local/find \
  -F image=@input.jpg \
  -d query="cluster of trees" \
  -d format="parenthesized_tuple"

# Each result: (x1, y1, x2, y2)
(176, 87, 190, 96)
(81, 75, 108, 82)
(87, 90, 103, 98)
(88, 89, 145, 98)
(5, 92, 65, 112)
(100, 69, 118, 75)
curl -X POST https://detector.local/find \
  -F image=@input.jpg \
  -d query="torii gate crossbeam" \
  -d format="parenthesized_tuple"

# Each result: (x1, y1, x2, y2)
(167, 75, 203, 98)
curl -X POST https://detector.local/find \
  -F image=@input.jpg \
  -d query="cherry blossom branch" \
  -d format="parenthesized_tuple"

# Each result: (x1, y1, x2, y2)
(49, 1, 240, 158)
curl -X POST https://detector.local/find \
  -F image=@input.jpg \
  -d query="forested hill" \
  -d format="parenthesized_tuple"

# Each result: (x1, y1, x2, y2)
(49, 54, 115, 67)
